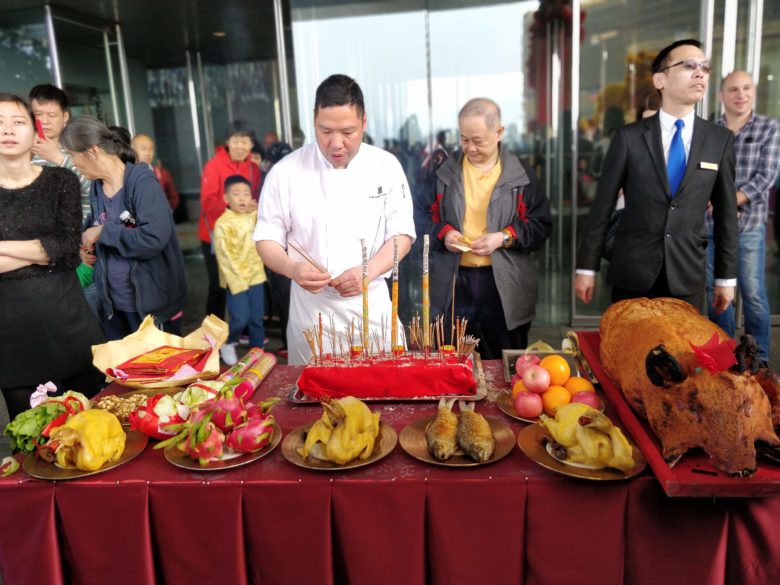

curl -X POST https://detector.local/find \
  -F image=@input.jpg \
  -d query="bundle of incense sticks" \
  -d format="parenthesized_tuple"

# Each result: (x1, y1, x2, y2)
(289, 240, 328, 273)
(433, 315, 445, 351)
(458, 335, 479, 361)
(303, 327, 318, 364)
(454, 317, 469, 355)
(408, 314, 422, 350)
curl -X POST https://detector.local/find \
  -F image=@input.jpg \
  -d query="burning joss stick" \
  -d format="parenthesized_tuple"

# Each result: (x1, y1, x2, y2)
(361, 238, 369, 357)
(422, 234, 430, 350)
(391, 236, 399, 351)
(318, 313, 324, 364)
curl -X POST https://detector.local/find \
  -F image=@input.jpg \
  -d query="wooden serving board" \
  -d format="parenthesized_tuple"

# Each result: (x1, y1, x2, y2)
(578, 331, 780, 497)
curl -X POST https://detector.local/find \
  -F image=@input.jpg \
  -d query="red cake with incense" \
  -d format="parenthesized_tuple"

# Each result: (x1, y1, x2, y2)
(297, 352, 478, 399)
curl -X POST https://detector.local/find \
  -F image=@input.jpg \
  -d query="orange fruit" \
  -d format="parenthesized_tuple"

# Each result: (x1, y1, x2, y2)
(511, 379, 528, 398)
(539, 355, 571, 387)
(564, 376, 595, 395)
(542, 385, 571, 415)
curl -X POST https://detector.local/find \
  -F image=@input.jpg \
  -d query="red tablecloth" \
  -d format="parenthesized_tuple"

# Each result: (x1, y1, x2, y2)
(2, 361, 780, 585)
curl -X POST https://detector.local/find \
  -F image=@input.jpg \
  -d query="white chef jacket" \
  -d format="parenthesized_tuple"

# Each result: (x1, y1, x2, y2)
(254, 142, 416, 364)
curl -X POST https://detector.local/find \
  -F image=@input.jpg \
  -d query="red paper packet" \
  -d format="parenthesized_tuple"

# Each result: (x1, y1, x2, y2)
(111, 346, 211, 379)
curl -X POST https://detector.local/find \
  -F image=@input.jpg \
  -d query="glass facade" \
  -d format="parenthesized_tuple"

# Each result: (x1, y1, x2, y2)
(0, 0, 777, 329)
(0, 11, 49, 97)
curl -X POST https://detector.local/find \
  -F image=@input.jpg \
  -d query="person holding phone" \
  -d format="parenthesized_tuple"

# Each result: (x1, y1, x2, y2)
(28, 84, 99, 314)
(28, 85, 91, 215)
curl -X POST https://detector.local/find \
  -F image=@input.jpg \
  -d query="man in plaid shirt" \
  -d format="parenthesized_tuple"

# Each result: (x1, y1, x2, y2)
(706, 70, 780, 363)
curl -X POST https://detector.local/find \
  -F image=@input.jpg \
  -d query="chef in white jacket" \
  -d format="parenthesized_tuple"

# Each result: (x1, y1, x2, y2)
(254, 74, 416, 364)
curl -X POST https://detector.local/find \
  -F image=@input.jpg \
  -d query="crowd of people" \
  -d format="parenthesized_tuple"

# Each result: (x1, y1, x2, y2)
(1, 38, 778, 417)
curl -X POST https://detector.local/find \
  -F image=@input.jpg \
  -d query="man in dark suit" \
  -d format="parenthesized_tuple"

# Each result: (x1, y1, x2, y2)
(575, 39, 738, 313)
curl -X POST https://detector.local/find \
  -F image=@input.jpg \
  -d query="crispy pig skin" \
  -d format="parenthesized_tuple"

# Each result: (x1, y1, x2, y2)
(599, 298, 779, 475)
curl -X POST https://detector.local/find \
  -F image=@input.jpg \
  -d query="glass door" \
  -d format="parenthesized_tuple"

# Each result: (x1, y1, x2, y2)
(49, 10, 123, 126)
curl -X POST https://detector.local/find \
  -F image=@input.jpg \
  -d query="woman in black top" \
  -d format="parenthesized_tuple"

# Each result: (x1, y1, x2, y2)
(0, 94, 104, 419)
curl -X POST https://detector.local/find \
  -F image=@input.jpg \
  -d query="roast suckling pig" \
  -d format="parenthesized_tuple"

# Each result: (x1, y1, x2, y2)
(599, 298, 780, 476)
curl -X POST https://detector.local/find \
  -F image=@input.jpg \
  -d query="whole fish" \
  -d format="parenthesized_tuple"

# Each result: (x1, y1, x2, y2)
(425, 397, 458, 461)
(457, 401, 495, 463)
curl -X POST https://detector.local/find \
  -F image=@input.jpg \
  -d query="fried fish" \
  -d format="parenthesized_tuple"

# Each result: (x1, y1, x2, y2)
(456, 401, 495, 463)
(425, 397, 458, 461)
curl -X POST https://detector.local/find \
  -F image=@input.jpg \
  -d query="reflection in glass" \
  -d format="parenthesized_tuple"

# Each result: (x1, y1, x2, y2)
(0, 22, 50, 96)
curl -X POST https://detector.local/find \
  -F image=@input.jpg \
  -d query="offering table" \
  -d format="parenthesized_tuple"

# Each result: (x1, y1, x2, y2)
(1, 359, 779, 585)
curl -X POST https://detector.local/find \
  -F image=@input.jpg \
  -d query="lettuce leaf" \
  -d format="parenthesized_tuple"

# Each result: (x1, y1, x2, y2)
(3, 402, 66, 453)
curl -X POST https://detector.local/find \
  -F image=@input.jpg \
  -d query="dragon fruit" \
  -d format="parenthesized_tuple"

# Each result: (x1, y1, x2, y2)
(244, 397, 281, 421)
(205, 387, 246, 432)
(154, 413, 226, 465)
(226, 416, 277, 453)
(178, 421, 225, 464)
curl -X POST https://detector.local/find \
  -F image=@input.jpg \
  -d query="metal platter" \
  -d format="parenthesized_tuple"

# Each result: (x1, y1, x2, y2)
(164, 425, 282, 471)
(517, 424, 647, 481)
(287, 352, 486, 404)
(281, 422, 397, 471)
(496, 391, 605, 424)
(23, 430, 148, 481)
(399, 414, 515, 467)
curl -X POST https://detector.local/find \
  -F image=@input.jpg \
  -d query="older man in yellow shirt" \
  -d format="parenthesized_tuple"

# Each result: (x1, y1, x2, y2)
(419, 98, 552, 358)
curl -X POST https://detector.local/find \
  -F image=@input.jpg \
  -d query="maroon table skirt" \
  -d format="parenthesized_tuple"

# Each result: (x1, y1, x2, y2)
(2, 361, 780, 585)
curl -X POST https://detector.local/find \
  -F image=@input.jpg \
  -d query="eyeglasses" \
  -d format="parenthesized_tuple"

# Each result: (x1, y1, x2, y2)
(661, 59, 711, 74)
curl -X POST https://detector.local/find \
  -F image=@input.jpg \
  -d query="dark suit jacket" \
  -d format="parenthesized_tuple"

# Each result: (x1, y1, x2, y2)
(577, 113, 738, 296)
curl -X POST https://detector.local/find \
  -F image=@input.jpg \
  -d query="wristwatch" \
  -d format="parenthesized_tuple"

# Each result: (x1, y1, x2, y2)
(501, 229, 513, 249)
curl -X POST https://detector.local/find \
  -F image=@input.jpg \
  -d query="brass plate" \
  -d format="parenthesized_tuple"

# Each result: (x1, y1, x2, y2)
(164, 425, 282, 471)
(287, 352, 486, 404)
(496, 391, 604, 424)
(281, 422, 397, 471)
(399, 414, 515, 467)
(23, 430, 148, 481)
(517, 424, 647, 481)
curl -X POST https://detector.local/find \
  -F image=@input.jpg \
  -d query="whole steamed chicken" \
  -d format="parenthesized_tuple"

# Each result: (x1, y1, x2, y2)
(540, 403, 634, 471)
(298, 397, 380, 465)
(45, 409, 127, 471)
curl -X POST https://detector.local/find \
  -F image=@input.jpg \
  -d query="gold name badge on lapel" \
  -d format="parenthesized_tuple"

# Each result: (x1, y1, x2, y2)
(699, 162, 718, 171)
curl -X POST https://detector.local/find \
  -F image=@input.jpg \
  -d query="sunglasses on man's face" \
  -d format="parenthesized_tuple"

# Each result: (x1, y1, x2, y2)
(661, 59, 712, 74)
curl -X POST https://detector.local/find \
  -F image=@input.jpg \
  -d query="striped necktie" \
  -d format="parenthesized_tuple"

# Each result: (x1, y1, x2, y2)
(667, 119, 686, 197)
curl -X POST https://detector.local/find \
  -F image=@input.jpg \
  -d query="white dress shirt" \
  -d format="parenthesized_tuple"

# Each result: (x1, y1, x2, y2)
(254, 142, 416, 364)
(658, 108, 695, 163)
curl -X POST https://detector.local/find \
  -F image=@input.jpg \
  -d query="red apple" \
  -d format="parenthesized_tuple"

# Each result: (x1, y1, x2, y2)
(571, 391, 604, 411)
(522, 365, 551, 394)
(514, 391, 543, 418)
(514, 354, 541, 377)
(510, 373, 523, 388)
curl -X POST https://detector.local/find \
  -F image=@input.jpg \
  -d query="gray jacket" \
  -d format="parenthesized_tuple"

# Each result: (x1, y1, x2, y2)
(415, 147, 552, 329)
